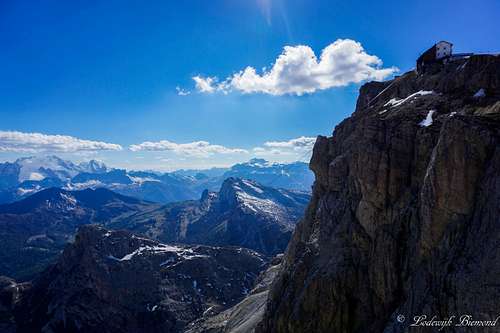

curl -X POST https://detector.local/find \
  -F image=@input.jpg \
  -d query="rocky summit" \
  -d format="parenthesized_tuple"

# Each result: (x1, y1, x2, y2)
(0, 187, 157, 280)
(9, 225, 268, 333)
(256, 54, 500, 332)
(112, 177, 310, 256)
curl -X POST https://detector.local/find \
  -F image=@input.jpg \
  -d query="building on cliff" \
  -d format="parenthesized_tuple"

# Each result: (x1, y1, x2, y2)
(416, 40, 453, 73)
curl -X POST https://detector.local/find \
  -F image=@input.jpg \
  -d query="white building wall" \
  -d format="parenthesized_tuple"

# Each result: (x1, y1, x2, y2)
(435, 41, 452, 59)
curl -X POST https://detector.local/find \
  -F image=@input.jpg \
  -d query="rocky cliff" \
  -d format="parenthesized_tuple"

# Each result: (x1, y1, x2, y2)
(112, 177, 310, 255)
(11, 225, 268, 333)
(257, 55, 500, 332)
(186, 255, 283, 333)
(0, 187, 157, 280)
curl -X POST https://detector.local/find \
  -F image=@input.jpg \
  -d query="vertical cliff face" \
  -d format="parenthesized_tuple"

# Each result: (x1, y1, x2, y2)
(258, 55, 500, 332)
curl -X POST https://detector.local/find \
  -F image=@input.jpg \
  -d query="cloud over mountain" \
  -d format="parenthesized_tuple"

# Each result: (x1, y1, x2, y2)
(253, 136, 317, 157)
(129, 140, 248, 157)
(0, 131, 122, 153)
(264, 136, 316, 150)
(192, 39, 398, 96)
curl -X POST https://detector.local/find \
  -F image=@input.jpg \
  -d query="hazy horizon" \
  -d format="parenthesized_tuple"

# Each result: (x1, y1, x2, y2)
(0, 153, 310, 173)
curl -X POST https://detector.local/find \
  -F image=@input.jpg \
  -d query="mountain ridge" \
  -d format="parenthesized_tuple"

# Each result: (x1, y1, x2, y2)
(0, 177, 308, 280)
(9, 225, 269, 333)
(109, 177, 310, 255)
(0, 157, 313, 204)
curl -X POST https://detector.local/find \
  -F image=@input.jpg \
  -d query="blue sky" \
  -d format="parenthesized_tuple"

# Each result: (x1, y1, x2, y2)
(0, 0, 499, 170)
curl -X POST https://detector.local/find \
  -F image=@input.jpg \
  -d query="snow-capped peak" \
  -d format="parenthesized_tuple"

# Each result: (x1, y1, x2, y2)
(78, 160, 108, 174)
(220, 178, 285, 219)
(12, 156, 109, 182)
(16, 155, 81, 182)
(244, 158, 273, 168)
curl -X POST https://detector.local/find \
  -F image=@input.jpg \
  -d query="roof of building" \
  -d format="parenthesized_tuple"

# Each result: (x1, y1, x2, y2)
(437, 40, 453, 46)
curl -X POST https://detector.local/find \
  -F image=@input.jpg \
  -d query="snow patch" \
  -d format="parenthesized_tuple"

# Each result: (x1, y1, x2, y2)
(280, 169, 290, 177)
(60, 193, 77, 206)
(235, 191, 284, 219)
(119, 244, 185, 261)
(456, 61, 468, 71)
(17, 186, 40, 196)
(419, 110, 435, 127)
(384, 90, 434, 108)
(113, 242, 207, 263)
(241, 179, 264, 194)
(202, 306, 214, 316)
(128, 176, 160, 185)
(26, 234, 53, 244)
(64, 180, 103, 191)
(28, 172, 45, 181)
(473, 88, 485, 98)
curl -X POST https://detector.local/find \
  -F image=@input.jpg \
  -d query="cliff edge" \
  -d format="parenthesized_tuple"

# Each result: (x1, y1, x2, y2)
(258, 55, 500, 332)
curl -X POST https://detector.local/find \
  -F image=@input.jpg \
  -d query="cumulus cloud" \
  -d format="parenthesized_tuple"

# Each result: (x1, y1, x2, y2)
(129, 140, 248, 157)
(0, 131, 122, 153)
(253, 147, 292, 156)
(192, 39, 397, 96)
(192, 76, 217, 93)
(264, 136, 317, 150)
(175, 86, 191, 96)
(253, 136, 317, 158)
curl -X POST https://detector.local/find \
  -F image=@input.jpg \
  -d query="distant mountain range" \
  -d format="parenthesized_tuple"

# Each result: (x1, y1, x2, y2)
(0, 156, 313, 204)
(0, 178, 308, 280)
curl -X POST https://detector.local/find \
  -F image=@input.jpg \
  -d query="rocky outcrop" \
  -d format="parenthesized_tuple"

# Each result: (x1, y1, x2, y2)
(186, 255, 283, 333)
(258, 55, 500, 332)
(0, 187, 157, 280)
(112, 178, 310, 255)
(12, 225, 268, 333)
(0, 277, 29, 333)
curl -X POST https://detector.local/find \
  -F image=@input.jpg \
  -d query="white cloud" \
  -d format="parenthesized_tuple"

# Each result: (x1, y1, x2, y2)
(0, 131, 122, 153)
(264, 136, 317, 150)
(192, 39, 398, 96)
(253, 147, 292, 156)
(252, 136, 317, 159)
(176, 86, 191, 96)
(192, 76, 217, 93)
(129, 140, 248, 157)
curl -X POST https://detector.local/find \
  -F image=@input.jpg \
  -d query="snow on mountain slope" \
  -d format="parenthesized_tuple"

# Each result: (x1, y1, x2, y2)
(0, 156, 314, 205)
(14, 156, 107, 182)
(112, 177, 310, 255)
